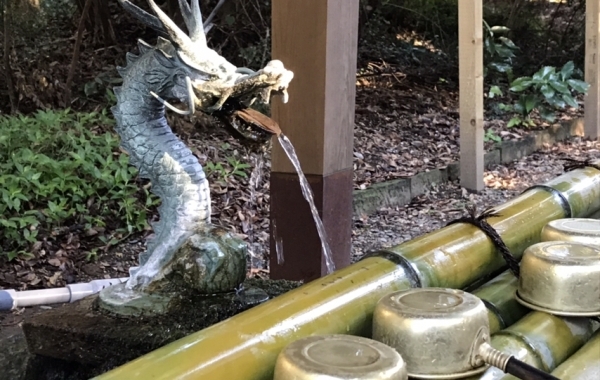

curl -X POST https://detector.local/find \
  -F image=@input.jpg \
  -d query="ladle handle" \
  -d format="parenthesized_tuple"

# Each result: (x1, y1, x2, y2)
(505, 357, 560, 380)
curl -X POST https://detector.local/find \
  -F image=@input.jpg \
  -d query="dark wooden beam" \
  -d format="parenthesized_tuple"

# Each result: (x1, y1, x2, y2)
(270, 0, 359, 281)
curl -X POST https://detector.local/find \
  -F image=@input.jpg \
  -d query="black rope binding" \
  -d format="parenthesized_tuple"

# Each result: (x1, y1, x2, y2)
(447, 205, 521, 277)
(563, 158, 600, 172)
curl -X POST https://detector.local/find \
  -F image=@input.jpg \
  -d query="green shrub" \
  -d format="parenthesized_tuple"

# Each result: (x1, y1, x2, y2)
(0, 109, 157, 260)
(493, 61, 589, 128)
(483, 22, 518, 79)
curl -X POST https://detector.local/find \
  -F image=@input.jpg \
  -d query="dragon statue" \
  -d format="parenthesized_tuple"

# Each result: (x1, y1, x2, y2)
(99, 0, 293, 313)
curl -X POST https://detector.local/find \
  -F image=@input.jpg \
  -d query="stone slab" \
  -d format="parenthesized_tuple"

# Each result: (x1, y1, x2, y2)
(0, 308, 93, 380)
(22, 279, 301, 378)
(501, 135, 537, 163)
(533, 122, 572, 148)
(353, 178, 411, 215)
(410, 169, 447, 198)
(0, 322, 29, 380)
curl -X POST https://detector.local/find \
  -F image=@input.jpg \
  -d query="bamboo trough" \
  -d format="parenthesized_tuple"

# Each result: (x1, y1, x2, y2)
(95, 165, 600, 380)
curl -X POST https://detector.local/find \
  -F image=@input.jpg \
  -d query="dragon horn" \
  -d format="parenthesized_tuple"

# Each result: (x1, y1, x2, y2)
(178, 0, 206, 45)
(117, 0, 165, 34)
(146, 0, 197, 51)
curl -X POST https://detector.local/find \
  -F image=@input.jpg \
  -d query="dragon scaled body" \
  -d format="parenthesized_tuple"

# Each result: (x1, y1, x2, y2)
(112, 0, 293, 292)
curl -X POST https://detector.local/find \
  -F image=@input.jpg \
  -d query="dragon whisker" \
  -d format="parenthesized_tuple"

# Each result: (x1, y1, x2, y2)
(235, 67, 256, 75)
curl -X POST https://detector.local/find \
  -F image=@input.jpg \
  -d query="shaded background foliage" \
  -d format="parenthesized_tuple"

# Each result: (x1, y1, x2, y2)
(0, 0, 588, 115)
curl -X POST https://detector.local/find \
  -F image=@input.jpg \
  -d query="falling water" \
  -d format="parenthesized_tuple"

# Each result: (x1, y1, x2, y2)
(272, 219, 285, 265)
(249, 155, 264, 189)
(277, 134, 335, 274)
(247, 155, 264, 267)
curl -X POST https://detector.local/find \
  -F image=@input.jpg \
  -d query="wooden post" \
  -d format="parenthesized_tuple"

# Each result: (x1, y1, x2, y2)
(585, 0, 600, 139)
(270, 0, 359, 281)
(458, 0, 484, 191)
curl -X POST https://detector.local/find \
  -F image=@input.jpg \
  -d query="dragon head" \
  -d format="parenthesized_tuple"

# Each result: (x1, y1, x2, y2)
(118, 0, 293, 141)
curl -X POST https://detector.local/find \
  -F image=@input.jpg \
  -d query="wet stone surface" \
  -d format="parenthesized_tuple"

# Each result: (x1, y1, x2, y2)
(0, 323, 29, 380)
(19, 278, 301, 380)
(98, 226, 249, 317)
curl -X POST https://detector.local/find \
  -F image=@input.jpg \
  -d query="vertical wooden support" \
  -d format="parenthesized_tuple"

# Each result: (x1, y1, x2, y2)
(585, 0, 600, 139)
(270, 0, 359, 281)
(458, 0, 484, 191)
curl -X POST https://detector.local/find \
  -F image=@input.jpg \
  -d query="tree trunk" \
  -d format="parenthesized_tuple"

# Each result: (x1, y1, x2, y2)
(75, 0, 114, 45)
(65, 0, 94, 105)
(2, 0, 17, 113)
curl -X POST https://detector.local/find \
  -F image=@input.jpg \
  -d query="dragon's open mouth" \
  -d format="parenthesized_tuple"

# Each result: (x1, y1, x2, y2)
(211, 98, 281, 144)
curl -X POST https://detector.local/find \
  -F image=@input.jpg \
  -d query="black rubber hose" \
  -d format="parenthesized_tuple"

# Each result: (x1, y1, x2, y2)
(505, 357, 561, 380)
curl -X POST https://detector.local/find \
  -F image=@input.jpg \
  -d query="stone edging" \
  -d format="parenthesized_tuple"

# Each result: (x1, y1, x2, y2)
(352, 118, 584, 216)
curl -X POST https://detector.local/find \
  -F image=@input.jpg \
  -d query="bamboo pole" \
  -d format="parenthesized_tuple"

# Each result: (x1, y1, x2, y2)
(465, 313, 597, 380)
(471, 271, 528, 334)
(385, 167, 600, 290)
(551, 330, 600, 379)
(94, 168, 600, 380)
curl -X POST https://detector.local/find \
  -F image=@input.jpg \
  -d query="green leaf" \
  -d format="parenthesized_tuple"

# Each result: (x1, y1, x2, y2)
(499, 37, 517, 50)
(538, 66, 555, 80)
(484, 38, 496, 55)
(490, 25, 510, 33)
(0, 219, 17, 228)
(489, 63, 512, 73)
(488, 85, 503, 99)
(495, 45, 515, 58)
(562, 93, 579, 108)
(560, 61, 575, 79)
(84, 81, 100, 97)
(567, 79, 590, 94)
(507, 118, 521, 128)
(509, 77, 533, 92)
(498, 103, 512, 111)
(513, 100, 525, 115)
(547, 97, 566, 109)
(524, 95, 538, 113)
(538, 107, 556, 123)
(13, 198, 21, 212)
(540, 84, 555, 99)
(549, 80, 570, 94)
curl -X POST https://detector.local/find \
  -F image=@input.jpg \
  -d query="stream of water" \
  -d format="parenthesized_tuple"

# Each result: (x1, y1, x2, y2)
(247, 155, 264, 267)
(277, 134, 336, 274)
